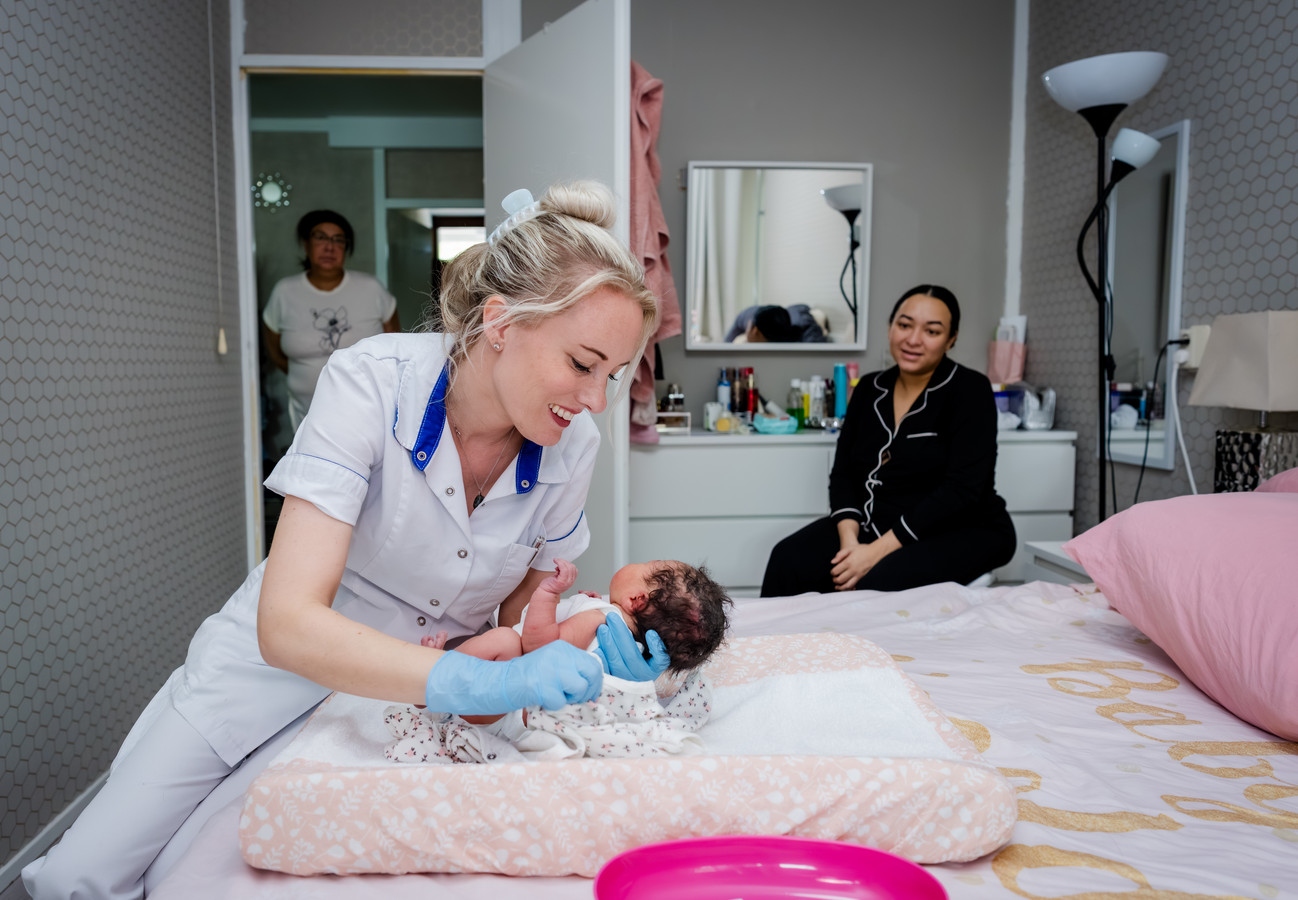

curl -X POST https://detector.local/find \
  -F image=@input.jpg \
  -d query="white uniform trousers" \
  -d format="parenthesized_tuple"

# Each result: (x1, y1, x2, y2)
(22, 691, 313, 900)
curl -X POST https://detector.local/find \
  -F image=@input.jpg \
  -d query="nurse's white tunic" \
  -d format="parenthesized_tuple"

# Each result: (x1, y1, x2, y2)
(171, 333, 597, 765)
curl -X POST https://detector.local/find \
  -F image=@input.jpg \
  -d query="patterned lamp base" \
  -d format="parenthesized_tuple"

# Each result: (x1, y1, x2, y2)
(1214, 428, 1298, 492)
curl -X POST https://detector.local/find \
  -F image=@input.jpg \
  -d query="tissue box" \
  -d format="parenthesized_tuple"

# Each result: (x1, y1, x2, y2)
(655, 411, 691, 435)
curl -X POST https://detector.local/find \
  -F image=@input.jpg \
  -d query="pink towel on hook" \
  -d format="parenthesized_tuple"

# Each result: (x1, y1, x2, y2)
(629, 60, 682, 443)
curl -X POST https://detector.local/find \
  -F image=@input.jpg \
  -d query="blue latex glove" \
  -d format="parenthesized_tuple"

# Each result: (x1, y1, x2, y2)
(593, 613, 670, 681)
(424, 642, 603, 714)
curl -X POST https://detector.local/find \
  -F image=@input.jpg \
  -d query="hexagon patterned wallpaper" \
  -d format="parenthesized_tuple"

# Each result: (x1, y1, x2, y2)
(1025, 0, 1298, 533)
(1, 0, 244, 867)
(244, 0, 481, 57)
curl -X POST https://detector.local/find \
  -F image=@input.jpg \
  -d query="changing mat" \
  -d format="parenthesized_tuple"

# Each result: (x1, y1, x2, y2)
(239, 633, 1016, 876)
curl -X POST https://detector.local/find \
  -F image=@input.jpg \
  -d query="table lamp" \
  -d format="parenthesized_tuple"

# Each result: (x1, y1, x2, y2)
(1187, 310, 1298, 491)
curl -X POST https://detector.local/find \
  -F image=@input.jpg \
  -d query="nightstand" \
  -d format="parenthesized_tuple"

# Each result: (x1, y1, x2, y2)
(1022, 540, 1092, 585)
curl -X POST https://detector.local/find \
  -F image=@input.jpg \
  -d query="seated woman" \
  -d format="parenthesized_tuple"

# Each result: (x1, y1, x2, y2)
(761, 285, 1015, 596)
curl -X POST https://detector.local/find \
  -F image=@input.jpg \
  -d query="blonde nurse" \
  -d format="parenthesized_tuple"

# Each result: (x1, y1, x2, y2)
(25, 181, 669, 900)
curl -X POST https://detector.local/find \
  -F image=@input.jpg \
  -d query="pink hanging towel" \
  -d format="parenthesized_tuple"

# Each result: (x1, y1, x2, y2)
(629, 60, 682, 443)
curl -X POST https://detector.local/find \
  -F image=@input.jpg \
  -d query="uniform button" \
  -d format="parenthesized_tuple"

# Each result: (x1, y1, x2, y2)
(457, 548, 468, 559)
(445, 486, 455, 495)
(520, 479, 530, 489)
(416, 450, 428, 462)
(430, 598, 441, 607)
(417, 616, 427, 626)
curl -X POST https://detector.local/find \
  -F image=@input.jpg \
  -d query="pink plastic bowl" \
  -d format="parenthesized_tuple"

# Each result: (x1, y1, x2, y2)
(594, 835, 947, 900)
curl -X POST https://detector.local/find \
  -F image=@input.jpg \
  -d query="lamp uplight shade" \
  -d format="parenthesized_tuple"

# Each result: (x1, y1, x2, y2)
(1187, 311, 1298, 411)
(1111, 128, 1161, 169)
(821, 184, 862, 215)
(1042, 51, 1169, 112)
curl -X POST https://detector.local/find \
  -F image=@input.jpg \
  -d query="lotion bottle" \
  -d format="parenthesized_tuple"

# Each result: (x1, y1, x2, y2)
(717, 368, 731, 412)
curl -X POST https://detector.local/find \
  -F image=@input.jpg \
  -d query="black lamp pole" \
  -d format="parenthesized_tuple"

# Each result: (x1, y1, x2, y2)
(1076, 104, 1127, 524)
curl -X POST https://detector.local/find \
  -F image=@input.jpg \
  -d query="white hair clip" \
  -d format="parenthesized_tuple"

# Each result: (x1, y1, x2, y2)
(487, 188, 542, 246)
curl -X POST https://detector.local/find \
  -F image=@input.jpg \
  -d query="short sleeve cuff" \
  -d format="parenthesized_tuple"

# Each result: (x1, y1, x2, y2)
(264, 452, 370, 526)
(533, 510, 590, 570)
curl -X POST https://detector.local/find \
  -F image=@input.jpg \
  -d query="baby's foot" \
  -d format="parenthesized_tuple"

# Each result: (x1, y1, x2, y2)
(420, 631, 449, 650)
(539, 558, 578, 595)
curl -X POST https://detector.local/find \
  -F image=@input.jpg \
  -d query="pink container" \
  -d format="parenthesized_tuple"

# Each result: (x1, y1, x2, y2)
(594, 835, 947, 900)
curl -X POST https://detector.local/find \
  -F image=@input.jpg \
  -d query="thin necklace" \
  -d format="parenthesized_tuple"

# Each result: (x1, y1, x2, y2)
(451, 418, 516, 510)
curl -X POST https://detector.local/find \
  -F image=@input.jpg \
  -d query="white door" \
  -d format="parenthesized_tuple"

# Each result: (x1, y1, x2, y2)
(484, 0, 631, 589)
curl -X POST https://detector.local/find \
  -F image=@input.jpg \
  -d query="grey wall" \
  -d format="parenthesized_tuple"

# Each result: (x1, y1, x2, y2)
(1025, 0, 1298, 531)
(529, 0, 1016, 426)
(1, 0, 243, 869)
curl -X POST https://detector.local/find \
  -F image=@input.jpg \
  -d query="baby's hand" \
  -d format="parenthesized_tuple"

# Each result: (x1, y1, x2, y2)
(539, 558, 578, 596)
(578, 590, 602, 599)
(420, 631, 449, 650)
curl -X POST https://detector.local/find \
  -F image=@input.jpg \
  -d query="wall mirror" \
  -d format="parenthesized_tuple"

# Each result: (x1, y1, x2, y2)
(684, 161, 872, 351)
(1106, 119, 1190, 471)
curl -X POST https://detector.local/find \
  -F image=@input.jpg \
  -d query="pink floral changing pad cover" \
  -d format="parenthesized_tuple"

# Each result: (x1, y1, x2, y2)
(239, 632, 1016, 876)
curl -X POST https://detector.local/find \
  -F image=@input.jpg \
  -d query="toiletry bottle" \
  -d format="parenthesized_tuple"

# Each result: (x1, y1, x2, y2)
(787, 378, 804, 428)
(717, 368, 731, 412)
(729, 367, 741, 415)
(745, 368, 758, 423)
(802, 379, 812, 425)
(824, 375, 836, 423)
(833, 364, 848, 418)
(736, 369, 750, 423)
(808, 378, 824, 428)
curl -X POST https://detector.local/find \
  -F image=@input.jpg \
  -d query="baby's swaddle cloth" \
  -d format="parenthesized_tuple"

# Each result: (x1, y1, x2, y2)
(384, 672, 710, 764)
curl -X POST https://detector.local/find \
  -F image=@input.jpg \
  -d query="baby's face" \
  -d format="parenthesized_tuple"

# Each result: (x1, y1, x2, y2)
(608, 560, 667, 613)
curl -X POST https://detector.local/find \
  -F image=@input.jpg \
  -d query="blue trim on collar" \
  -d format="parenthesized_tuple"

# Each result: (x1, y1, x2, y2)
(409, 364, 450, 472)
(408, 362, 543, 495)
(516, 440, 542, 493)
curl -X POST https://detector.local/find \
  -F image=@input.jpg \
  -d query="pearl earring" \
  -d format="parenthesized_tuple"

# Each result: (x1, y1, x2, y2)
(493, 343, 502, 351)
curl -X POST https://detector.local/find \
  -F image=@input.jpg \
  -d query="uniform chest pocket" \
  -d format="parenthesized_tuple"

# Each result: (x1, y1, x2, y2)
(460, 538, 544, 621)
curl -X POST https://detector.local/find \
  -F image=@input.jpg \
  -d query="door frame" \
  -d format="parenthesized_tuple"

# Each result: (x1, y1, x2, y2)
(228, 0, 519, 569)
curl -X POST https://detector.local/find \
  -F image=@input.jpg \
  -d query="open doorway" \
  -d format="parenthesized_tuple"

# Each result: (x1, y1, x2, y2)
(247, 72, 484, 546)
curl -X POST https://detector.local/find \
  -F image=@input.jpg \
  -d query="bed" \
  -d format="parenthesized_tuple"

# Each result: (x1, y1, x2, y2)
(149, 488, 1298, 899)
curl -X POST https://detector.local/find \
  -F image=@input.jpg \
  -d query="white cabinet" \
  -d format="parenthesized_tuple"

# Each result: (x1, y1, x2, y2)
(993, 431, 1078, 582)
(628, 430, 1076, 594)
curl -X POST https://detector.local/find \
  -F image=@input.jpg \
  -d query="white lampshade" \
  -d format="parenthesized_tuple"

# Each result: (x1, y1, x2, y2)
(1042, 51, 1169, 112)
(1187, 311, 1298, 411)
(821, 184, 862, 214)
(1111, 128, 1161, 169)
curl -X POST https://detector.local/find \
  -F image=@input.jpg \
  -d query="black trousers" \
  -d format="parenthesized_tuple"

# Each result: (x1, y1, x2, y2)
(760, 515, 1017, 597)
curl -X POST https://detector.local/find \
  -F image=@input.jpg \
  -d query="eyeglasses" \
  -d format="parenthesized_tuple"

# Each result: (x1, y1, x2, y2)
(309, 232, 347, 246)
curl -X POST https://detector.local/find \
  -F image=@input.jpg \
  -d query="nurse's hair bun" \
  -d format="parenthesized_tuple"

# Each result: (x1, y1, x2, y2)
(432, 180, 657, 366)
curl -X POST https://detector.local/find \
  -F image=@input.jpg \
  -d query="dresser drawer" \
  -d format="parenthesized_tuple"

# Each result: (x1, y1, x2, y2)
(630, 443, 834, 519)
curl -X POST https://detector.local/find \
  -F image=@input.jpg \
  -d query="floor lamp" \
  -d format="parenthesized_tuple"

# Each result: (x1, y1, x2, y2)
(822, 184, 862, 323)
(1042, 51, 1168, 522)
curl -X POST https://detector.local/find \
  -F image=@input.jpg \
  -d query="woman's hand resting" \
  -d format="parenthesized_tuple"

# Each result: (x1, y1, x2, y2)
(830, 527, 902, 591)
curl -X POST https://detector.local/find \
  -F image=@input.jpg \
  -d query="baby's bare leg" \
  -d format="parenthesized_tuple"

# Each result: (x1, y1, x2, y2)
(520, 559, 578, 654)
(426, 627, 523, 661)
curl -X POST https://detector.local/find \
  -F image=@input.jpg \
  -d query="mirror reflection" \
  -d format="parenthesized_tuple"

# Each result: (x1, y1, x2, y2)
(685, 162, 872, 351)
(1107, 119, 1189, 470)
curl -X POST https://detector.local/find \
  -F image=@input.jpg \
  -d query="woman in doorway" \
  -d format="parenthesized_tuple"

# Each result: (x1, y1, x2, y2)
(262, 209, 401, 432)
(760, 285, 1015, 596)
(26, 182, 669, 900)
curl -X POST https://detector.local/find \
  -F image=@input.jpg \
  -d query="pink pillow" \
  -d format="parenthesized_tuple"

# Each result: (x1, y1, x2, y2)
(1256, 466, 1298, 493)
(1064, 492, 1298, 741)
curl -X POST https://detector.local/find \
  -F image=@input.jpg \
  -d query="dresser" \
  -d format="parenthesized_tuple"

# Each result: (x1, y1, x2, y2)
(628, 430, 1077, 594)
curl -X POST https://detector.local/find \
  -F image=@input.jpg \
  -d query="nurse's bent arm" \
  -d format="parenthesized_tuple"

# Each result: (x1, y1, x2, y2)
(257, 495, 439, 706)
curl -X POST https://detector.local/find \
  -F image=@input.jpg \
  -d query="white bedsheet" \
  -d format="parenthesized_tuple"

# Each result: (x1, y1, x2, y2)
(150, 580, 1298, 899)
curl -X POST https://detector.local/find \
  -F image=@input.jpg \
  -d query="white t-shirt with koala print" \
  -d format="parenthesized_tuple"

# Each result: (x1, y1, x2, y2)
(262, 270, 397, 429)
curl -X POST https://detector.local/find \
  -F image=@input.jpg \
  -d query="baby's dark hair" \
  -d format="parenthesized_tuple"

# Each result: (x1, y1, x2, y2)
(636, 562, 731, 673)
